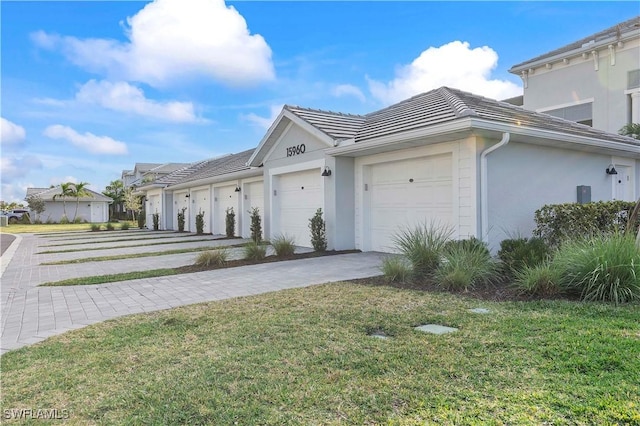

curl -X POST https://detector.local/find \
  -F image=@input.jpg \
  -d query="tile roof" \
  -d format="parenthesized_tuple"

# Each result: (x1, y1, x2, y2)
(168, 149, 257, 186)
(25, 186, 113, 202)
(510, 16, 640, 71)
(284, 105, 365, 140)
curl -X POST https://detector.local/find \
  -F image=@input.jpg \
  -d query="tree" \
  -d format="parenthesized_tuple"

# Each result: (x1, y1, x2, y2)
(25, 195, 46, 222)
(619, 123, 640, 140)
(103, 180, 125, 219)
(53, 182, 74, 220)
(123, 187, 142, 221)
(69, 182, 92, 222)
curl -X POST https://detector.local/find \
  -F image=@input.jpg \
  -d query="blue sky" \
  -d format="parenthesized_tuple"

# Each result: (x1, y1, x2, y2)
(1, 1, 638, 203)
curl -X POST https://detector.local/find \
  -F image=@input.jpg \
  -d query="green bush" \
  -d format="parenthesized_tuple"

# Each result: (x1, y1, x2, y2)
(18, 212, 32, 224)
(196, 210, 205, 234)
(90, 224, 101, 232)
(120, 222, 130, 231)
(435, 242, 496, 291)
(309, 208, 327, 252)
(137, 213, 145, 229)
(73, 216, 83, 224)
(177, 207, 187, 232)
(380, 256, 412, 283)
(59, 215, 70, 224)
(392, 222, 453, 278)
(498, 237, 550, 277)
(534, 201, 638, 247)
(195, 249, 229, 267)
(271, 234, 296, 257)
(552, 234, 640, 304)
(106, 223, 115, 231)
(244, 241, 266, 261)
(513, 262, 564, 297)
(152, 213, 160, 231)
(225, 207, 235, 237)
(249, 207, 262, 243)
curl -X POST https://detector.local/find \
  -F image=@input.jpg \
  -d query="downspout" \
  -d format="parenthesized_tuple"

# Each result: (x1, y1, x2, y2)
(480, 132, 510, 244)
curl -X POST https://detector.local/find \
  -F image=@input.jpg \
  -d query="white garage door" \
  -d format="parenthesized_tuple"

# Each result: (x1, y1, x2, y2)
(275, 169, 322, 248)
(242, 181, 264, 238)
(214, 185, 238, 236)
(367, 153, 453, 252)
(193, 189, 210, 234)
(175, 192, 190, 231)
(147, 194, 160, 229)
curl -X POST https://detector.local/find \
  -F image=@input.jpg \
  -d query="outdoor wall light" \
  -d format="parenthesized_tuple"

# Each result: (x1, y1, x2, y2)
(606, 165, 618, 175)
(235, 185, 241, 192)
(185, 194, 190, 198)
(321, 166, 332, 177)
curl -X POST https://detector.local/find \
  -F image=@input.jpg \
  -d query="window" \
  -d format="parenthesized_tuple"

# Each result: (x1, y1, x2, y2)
(544, 102, 593, 127)
(628, 69, 640, 90)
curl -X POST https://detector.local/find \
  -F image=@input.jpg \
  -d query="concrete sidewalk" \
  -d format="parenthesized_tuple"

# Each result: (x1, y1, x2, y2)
(0, 232, 384, 354)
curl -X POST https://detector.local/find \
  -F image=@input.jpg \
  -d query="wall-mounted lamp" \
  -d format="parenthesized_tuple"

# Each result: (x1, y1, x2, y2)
(185, 193, 190, 198)
(321, 166, 332, 177)
(235, 185, 241, 192)
(606, 165, 618, 175)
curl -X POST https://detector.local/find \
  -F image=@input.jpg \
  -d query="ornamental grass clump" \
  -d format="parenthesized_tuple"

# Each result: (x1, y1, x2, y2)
(435, 239, 496, 291)
(513, 262, 564, 297)
(552, 233, 640, 304)
(244, 241, 267, 261)
(380, 256, 412, 283)
(194, 249, 229, 267)
(391, 222, 453, 279)
(271, 234, 296, 257)
(120, 222, 130, 231)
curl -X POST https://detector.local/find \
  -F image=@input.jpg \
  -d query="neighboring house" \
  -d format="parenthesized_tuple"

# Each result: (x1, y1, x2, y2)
(509, 16, 640, 134)
(122, 162, 189, 190)
(247, 87, 639, 252)
(25, 187, 112, 223)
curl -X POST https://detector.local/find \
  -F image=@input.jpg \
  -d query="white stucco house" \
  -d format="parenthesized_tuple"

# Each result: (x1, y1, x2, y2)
(510, 15, 640, 134)
(25, 187, 112, 223)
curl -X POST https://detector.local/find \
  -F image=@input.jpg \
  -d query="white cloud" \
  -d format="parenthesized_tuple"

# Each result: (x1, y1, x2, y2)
(1, 117, 26, 145)
(76, 80, 200, 123)
(43, 125, 128, 155)
(241, 104, 283, 130)
(49, 176, 78, 186)
(0, 156, 43, 182)
(32, 0, 274, 87)
(1, 182, 36, 204)
(367, 41, 522, 105)
(332, 84, 366, 102)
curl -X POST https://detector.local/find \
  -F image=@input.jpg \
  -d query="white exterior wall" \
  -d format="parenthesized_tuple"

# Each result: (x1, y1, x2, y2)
(41, 201, 109, 223)
(522, 37, 640, 134)
(146, 189, 163, 230)
(485, 141, 630, 251)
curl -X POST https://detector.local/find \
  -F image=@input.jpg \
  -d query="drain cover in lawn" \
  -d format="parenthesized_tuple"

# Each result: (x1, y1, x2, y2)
(415, 324, 458, 335)
(469, 308, 491, 314)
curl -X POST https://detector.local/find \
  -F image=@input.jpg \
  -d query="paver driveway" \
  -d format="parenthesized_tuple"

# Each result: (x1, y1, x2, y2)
(0, 231, 384, 354)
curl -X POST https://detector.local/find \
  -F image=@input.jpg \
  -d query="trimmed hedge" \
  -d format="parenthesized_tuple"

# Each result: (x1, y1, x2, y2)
(534, 200, 638, 247)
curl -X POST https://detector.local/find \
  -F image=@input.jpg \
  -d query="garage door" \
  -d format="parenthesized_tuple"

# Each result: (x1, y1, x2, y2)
(193, 189, 210, 234)
(147, 194, 160, 229)
(275, 169, 322, 248)
(214, 185, 238, 236)
(242, 181, 264, 238)
(367, 153, 453, 252)
(175, 192, 190, 231)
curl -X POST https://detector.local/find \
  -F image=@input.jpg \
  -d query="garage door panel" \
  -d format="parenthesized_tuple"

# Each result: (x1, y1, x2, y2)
(276, 169, 322, 248)
(214, 186, 237, 235)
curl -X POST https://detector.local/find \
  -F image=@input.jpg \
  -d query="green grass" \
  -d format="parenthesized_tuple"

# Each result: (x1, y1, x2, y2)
(0, 223, 112, 234)
(1, 283, 638, 424)
(37, 237, 221, 254)
(40, 244, 244, 265)
(41, 269, 182, 286)
(41, 234, 200, 247)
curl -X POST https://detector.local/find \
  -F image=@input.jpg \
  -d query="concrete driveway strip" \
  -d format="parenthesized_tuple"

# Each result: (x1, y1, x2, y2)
(1, 233, 384, 354)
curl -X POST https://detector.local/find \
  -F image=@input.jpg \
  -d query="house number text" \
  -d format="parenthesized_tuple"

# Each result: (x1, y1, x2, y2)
(286, 144, 306, 157)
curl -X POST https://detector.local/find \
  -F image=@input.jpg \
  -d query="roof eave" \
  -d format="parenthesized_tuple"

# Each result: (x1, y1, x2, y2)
(167, 168, 262, 191)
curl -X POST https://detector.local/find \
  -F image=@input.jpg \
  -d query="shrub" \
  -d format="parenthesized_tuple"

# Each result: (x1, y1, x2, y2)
(106, 223, 115, 231)
(445, 237, 489, 257)
(380, 256, 412, 283)
(552, 234, 640, 304)
(435, 242, 496, 291)
(309, 208, 327, 252)
(177, 207, 187, 232)
(137, 213, 145, 229)
(196, 210, 205, 234)
(498, 237, 550, 277)
(59, 215, 70, 224)
(244, 241, 266, 261)
(392, 222, 453, 278)
(534, 200, 638, 247)
(73, 216, 83, 224)
(225, 207, 235, 237)
(249, 207, 262, 243)
(513, 262, 564, 297)
(120, 222, 130, 231)
(271, 234, 296, 257)
(152, 213, 160, 231)
(194, 249, 229, 267)
(91, 224, 101, 232)
(19, 213, 32, 224)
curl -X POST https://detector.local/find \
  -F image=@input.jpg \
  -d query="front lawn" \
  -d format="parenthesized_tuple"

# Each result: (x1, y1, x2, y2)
(1, 283, 638, 424)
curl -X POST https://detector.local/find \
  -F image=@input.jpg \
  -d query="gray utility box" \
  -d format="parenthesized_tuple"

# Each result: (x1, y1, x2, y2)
(577, 185, 591, 204)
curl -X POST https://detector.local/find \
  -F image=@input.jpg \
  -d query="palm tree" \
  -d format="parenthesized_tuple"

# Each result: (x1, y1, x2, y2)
(619, 123, 640, 140)
(70, 182, 92, 222)
(103, 180, 125, 220)
(53, 182, 74, 221)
